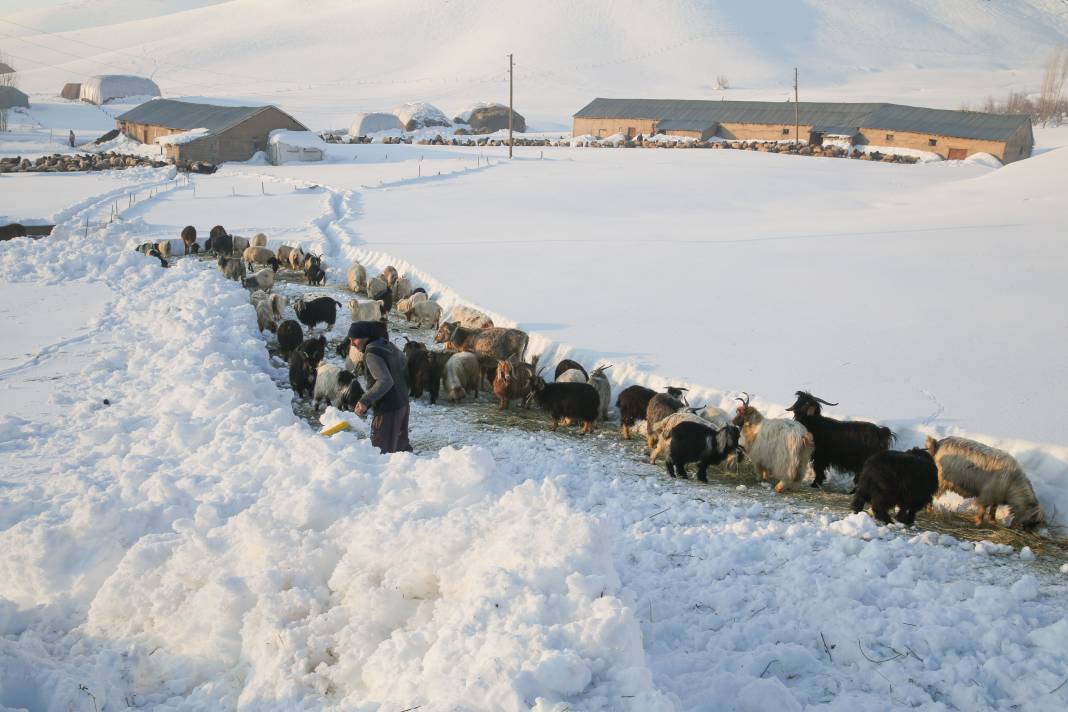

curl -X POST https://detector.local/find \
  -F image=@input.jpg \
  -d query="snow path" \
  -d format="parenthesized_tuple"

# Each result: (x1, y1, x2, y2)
(2, 164, 1067, 711)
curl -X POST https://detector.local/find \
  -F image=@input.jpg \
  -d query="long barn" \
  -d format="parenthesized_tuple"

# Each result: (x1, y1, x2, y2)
(117, 99, 307, 164)
(573, 98, 1034, 163)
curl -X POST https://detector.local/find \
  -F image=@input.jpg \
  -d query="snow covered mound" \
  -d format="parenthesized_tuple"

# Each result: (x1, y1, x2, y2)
(392, 102, 451, 131)
(79, 75, 160, 105)
(349, 111, 403, 137)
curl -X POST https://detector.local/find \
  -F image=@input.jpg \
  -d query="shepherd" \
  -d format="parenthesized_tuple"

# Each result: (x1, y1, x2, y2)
(68, 130, 75, 147)
(348, 320, 412, 454)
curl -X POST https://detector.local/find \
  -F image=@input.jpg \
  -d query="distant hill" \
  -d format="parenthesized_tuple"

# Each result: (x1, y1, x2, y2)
(5, 0, 1068, 128)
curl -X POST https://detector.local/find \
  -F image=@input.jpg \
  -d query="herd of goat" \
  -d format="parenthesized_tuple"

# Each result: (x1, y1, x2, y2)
(135, 225, 1048, 535)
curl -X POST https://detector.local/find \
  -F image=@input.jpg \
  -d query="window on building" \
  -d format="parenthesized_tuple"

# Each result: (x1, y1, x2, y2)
(928, 138, 937, 147)
(597, 128, 606, 137)
(886, 133, 895, 142)
(782, 127, 790, 135)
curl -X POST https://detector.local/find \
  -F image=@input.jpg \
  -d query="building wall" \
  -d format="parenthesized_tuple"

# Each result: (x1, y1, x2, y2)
(573, 117, 657, 138)
(121, 107, 307, 164)
(718, 121, 810, 142)
(855, 127, 1012, 162)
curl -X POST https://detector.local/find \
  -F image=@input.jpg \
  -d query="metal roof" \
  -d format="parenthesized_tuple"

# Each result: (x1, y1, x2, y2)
(117, 99, 305, 136)
(574, 98, 1030, 142)
(0, 85, 29, 109)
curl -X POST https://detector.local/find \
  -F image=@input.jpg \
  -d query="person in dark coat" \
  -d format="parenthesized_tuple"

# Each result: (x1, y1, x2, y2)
(348, 321, 412, 454)
(69, 130, 75, 147)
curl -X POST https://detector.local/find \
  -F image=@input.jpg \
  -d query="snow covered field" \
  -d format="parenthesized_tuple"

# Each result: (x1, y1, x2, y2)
(4, 0, 1068, 709)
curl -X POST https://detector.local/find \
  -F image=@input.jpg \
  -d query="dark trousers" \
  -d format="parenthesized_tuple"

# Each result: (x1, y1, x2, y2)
(371, 403, 412, 454)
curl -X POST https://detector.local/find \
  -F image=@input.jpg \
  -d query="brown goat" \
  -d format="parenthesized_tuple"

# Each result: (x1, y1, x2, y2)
(493, 356, 539, 410)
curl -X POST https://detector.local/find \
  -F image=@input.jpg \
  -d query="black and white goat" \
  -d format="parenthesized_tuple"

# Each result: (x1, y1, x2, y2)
(664, 421, 743, 482)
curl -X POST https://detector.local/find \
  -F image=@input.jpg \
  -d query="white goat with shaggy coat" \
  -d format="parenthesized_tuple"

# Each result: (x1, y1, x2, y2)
(348, 298, 384, 321)
(443, 352, 481, 402)
(406, 300, 442, 328)
(449, 305, 494, 330)
(732, 396, 814, 492)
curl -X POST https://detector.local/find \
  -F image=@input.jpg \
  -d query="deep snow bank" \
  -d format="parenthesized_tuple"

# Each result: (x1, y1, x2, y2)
(0, 202, 667, 710)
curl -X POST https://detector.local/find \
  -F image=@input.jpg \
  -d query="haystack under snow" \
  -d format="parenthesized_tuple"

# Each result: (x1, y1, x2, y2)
(80, 75, 161, 105)
(350, 112, 403, 137)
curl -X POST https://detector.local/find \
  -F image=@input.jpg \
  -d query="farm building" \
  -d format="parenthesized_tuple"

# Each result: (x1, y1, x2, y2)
(80, 75, 160, 105)
(573, 98, 1034, 163)
(0, 86, 30, 110)
(116, 99, 308, 164)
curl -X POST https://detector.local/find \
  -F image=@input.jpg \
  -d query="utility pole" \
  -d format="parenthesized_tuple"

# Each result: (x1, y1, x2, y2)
(508, 53, 514, 159)
(794, 67, 800, 146)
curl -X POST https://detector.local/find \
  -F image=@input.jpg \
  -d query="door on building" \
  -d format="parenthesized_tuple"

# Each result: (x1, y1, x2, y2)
(808, 131, 824, 146)
(947, 147, 968, 160)
(627, 126, 637, 138)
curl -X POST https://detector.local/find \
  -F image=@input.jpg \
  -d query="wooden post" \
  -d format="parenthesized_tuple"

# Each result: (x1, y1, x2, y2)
(794, 67, 800, 146)
(508, 53, 514, 159)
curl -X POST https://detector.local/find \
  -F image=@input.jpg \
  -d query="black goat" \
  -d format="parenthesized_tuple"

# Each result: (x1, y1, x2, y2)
(208, 225, 232, 256)
(293, 297, 341, 330)
(529, 381, 600, 434)
(276, 320, 303, 356)
(665, 421, 743, 482)
(554, 359, 588, 381)
(288, 350, 317, 398)
(305, 263, 326, 286)
(852, 448, 938, 525)
(295, 335, 326, 366)
(372, 285, 393, 314)
(334, 372, 365, 412)
(406, 345, 433, 399)
(427, 351, 453, 405)
(616, 385, 656, 439)
(786, 391, 894, 488)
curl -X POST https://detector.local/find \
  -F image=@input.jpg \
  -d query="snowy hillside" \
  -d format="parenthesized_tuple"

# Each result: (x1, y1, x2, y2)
(4, 0, 1068, 127)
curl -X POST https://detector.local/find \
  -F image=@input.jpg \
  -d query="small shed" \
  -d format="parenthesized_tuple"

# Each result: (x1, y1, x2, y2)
(60, 83, 82, 100)
(116, 98, 307, 164)
(0, 86, 30, 110)
(463, 104, 527, 133)
(350, 112, 403, 137)
(80, 75, 160, 105)
(267, 130, 325, 164)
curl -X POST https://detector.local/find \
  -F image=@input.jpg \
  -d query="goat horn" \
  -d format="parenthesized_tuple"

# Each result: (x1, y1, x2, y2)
(735, 391, 751, 406)
(814, 396, 839, 406)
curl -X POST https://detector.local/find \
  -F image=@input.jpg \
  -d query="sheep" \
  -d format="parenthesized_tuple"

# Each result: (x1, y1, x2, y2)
(287, 247, 305, 271)
(268, 294, 287, 320)
(616, 385, 656, 439)
(293, 297, 341, 330)
(347, 263, 368, 293)
(926, 436, 1044, 530)
(528, 381, 599, 434)
(852, 448, 938, 525)
(0, 223, 27, 241)
(251, 232, 267, 248)
(587, 365, 612, 420)
(250, 289, 268, 307)
(493, 356, 539, 410)
(348, 298, 385, 322)
(441, 325, 529, 362)
(554, 359, 588, 381)
(645, 391, 686, 449)
(313, 364, 365, 412)
(556, 369, 587, 383)
(786, 391, 894, 488)
(406, 300, 442, 329)
(392, 276, 413, 304)
(381, 265, 398, 287)
(208, 225, 230, 254)
(337, 339, 365, 375)
(180, 225, 197, 255)
(288, 349, 317, 398)
(305, 263, 327, 286)
(243, 246, 279, 272)
(242, 267, 276, 292)
(397, 292, 428, 314)
(255, 300, 277, 333)
(665, 422, 743, 483)
(449, 305, 494, 330)
(733, 394, 815, 492)
(231, 235, 250, 254)
(443, 351, 481, 402)
(277, 320, 303, 356)
(155, 240, 172, 259)
(366, 276, 387, 300)
(277, 244, 299, 266)
(217, 255, 246, 281)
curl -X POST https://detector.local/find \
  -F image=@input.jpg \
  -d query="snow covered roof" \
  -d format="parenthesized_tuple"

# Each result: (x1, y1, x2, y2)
(117, 98, 306, 136)
(80, 75, 160, 105)
(350, 112, 403, 136)
(575, 98, 1031, 142)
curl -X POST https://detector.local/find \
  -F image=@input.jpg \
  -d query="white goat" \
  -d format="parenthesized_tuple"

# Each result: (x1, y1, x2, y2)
(588, 365, 612, 421)
(406, 300, 442, 328)
(733, 396, 814, 492)
(443, 352, 480, 402)
(449, 304, 494, 330)
(348, 298, 384, 321)
(347, 263, 368, 293)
